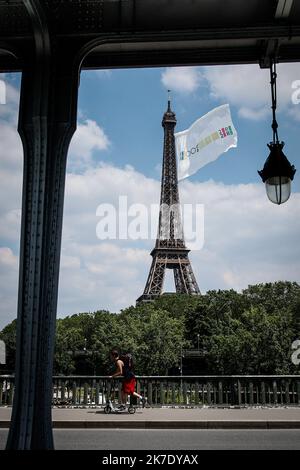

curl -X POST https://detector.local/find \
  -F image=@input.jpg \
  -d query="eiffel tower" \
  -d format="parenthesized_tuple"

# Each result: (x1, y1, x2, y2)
(137, 99, 200, 303)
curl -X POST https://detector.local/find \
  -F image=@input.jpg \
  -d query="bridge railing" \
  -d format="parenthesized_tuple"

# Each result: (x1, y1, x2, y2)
(1, 375, 300, 407)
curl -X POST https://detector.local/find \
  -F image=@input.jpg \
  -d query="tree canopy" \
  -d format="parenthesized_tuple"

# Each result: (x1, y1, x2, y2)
(1, 281, 299, 375)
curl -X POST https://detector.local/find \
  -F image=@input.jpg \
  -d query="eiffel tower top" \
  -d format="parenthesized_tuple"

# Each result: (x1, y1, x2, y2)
(157, 97, 182, 246)
(162, 98, 177, 126)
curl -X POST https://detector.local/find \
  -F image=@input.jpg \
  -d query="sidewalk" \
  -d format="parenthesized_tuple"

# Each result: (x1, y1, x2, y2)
(1, 406, 300, 429)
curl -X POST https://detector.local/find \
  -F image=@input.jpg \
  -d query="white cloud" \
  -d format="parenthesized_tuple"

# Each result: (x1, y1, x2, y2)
(68, 119, 110, 170)
(0, 98, 23, 252)
(202, 63, 300, 121)
(0, 78, 20, 124)
(160, 63, 300, 121)
(56, 165, 300, 319)
(58, 242, 149, 314)
(238, 106, 269, 121)
(203, 65, 269, 109)
(1, 76, 300, 330)
(0, 79, 23, 328)
(0, 209, 21, 243)
(161, 67, 202, 93)
(1, 148, 300, 327)
(94, 70, 112, 79)
(0, 122, 23, 171)
(180, 178, 300, 292)
(287, 106, 300, 121)
(0, 247, 18, 268)
(0, 247, 19, 328)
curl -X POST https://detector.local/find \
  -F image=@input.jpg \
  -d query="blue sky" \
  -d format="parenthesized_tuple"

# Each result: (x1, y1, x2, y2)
(78, 66, 300, 186)
(0, 64, 300, 328)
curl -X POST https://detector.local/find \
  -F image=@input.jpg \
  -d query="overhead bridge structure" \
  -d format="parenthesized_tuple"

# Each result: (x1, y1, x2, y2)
(0, 0, 299, 449)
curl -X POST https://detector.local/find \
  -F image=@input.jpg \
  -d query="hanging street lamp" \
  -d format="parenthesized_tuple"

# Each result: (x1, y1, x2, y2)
(258, 59, 296, 205)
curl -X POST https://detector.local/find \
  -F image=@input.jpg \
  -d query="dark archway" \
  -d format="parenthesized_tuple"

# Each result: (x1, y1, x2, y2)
(1, 0, 299, 450)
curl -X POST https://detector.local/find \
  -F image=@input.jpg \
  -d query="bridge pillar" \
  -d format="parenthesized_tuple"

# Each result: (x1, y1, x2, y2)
(6, 3, 79, 448)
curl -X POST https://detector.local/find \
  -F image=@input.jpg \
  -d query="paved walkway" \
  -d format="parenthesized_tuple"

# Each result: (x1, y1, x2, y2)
(1, 406, 300, 429)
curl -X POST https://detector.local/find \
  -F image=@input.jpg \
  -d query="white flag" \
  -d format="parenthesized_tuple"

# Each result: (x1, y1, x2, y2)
(175, 104, 237, 180)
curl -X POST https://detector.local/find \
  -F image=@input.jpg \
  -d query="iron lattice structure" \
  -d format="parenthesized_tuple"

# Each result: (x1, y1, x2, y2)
(137, 101, 200, 302)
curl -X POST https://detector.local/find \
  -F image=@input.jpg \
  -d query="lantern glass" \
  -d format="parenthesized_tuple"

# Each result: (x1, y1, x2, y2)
(265, 176, 291, 205)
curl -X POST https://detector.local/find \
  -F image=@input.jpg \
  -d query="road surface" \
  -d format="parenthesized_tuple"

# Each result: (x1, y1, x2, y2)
(1, 429, 300, 450)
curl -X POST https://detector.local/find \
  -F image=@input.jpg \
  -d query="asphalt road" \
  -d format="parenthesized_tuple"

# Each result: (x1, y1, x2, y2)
(1, 429, 300, 450)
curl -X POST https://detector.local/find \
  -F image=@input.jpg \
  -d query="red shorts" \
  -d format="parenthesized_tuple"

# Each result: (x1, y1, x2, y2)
(122, 377, 136, 394)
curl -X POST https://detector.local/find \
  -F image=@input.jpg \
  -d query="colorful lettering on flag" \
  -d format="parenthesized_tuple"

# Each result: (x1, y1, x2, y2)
(175, 104, 237, 180)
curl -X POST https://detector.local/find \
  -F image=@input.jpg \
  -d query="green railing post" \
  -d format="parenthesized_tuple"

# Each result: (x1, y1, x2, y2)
(147, 381, 152, 406)
(237, 379, 242, 406)
(230, 379, 236, 406)
(261, 381, 266, 405)
(218, 381, 223, 405)
(72, 381, 77, 405)
(0, 380, 3, 406)
(195, 381, 199, 406)
(166, 382, 170, 405)
(1, 375, 300, 410)
(83, 382, 88, 405)
(95, 381, 100, 406)
(213, 382, 217, 405)
(160, 381, 165, 405)
(58, 379, 62, 402)
(249, 381, 254, 406)
(297, 381, 300, 405)
(207, 382, 211, 406)
(8, 383, 13, 406)
(171, 381, 176, 404)
(183, 381, 187, 405)
(285, 380, 290, 405)
(273, 380, 278, 405)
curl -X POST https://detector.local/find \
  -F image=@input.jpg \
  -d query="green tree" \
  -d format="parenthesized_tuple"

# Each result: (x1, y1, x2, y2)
(0, 319, 17, 371)
(54, 321, 84, 374)
(119, 303, 188, 375)
(242, 281, 300, 314)
(2, 281, 299, 376)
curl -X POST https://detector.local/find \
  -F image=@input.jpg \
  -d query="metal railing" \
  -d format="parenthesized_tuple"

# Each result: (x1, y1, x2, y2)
(1, 375, 300, 407)
(0, 375, 14, 406)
